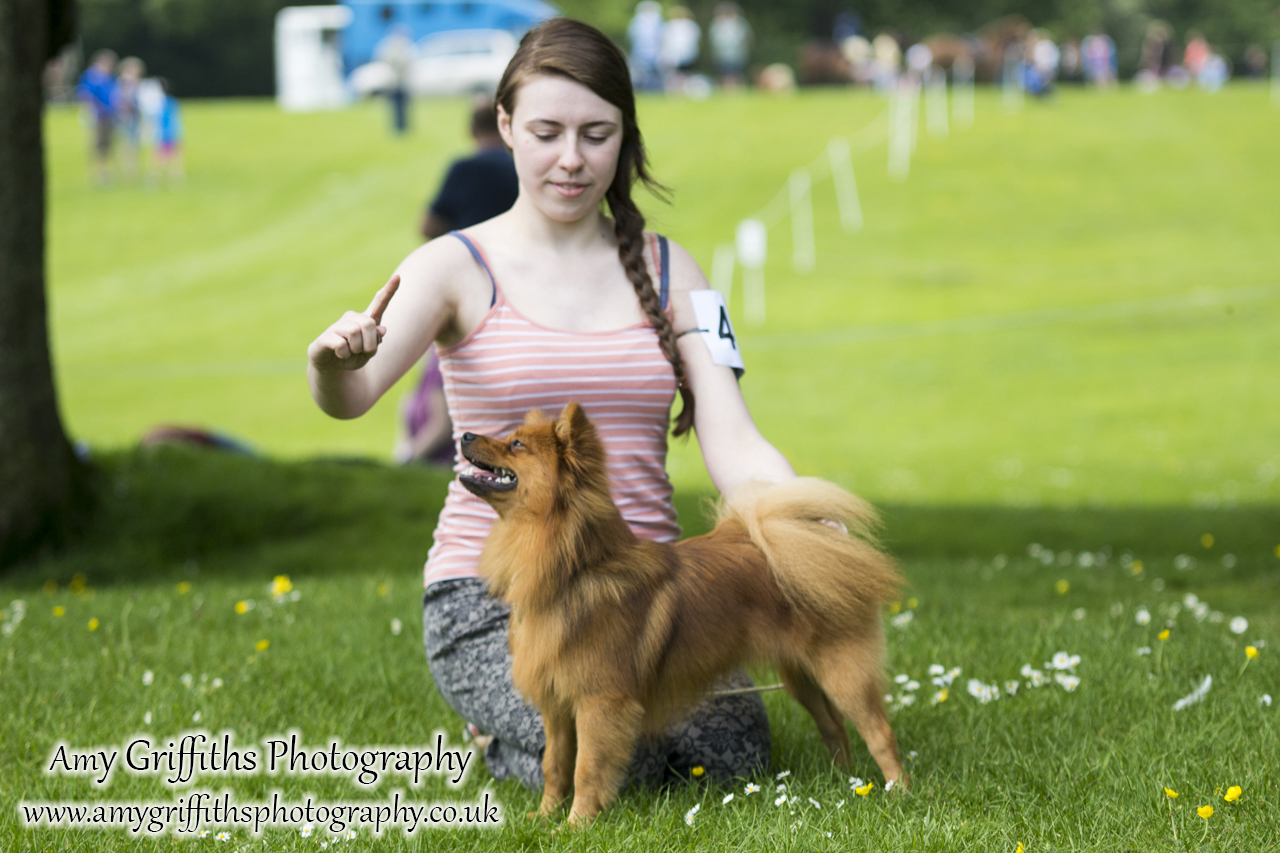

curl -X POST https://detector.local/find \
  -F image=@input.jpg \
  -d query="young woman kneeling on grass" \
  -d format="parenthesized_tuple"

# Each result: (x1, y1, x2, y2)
(306, 18, 795, 791)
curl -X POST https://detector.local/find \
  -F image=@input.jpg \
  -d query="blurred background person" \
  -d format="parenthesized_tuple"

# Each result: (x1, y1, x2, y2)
(393, 346, 454, 467)
(1081, 29, 1117, 88)
(399, 97, 518, 467)
(146, 78, 184, 189)
(709, 2, 752, 89)
(1136, 20, 1173, 92)
(904, 41, 932, 84)
(420, 97, 517, 241)
(627, 1, 665, 91)
(1182, 30, 1210, 81)
(1242, 44, 1267, 79)
(76, 49, 117, 186)
(871, 32, 901, 91)
(659, 6, 701, 92)
(376, 24, 414, 134)
(1025, 30, 1059, 97)
(115, 57, 146, 179)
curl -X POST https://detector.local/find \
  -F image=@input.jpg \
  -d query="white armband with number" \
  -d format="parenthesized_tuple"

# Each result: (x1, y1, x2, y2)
(688, 290, 744, 377)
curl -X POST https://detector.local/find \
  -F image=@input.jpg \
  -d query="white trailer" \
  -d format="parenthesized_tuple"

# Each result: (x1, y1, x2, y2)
(275, 5, 354, 112)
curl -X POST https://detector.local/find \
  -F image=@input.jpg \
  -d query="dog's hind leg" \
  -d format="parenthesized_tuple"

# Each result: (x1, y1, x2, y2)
(779, 662, 852, 767)
(536, 710, 577, 818)
(566, 695, 644, 827)
(811, 647, 907, 789)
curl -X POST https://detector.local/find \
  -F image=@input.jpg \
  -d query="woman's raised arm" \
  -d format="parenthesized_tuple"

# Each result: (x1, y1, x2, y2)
(306, 237, 484, 419)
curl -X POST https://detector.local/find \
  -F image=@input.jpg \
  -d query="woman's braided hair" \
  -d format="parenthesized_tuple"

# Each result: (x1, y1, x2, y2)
(494, 18, 695, 436)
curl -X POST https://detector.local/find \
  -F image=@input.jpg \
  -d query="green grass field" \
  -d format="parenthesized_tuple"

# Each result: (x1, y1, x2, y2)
(2, 85, 1277, 851)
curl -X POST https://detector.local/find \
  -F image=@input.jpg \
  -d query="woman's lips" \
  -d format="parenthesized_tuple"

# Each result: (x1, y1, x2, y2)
(552, 182, 588, 198)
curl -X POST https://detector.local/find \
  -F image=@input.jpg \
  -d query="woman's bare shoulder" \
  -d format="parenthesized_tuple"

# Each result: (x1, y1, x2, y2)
(658, 237, 711, 293)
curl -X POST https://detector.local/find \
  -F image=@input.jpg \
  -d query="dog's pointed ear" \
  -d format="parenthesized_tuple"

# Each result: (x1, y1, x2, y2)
(554, 402, 591, 447)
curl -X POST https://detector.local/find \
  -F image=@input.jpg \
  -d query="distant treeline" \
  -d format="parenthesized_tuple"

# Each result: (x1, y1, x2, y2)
(78, 0, 1278, 97)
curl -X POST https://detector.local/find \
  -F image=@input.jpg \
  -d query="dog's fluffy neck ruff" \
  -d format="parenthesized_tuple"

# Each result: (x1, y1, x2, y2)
(481, 447, 635, 611)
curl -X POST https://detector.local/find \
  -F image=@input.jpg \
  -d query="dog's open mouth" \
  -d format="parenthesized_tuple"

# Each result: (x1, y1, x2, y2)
(459, 456, 518, 493)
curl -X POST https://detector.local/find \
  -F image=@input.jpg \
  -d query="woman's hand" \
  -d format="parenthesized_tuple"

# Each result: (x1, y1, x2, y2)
(307, 275, 401, 373)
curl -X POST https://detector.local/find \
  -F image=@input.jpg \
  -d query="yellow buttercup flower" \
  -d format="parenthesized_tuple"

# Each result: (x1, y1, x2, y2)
(889, 601, 901, 614)
(53, 606, 65, 617)
(176, 582, 191, 595)
(1164, 788, 1178, 799)
(255, 639, 269, 651)
(270, 575, 293, 597)
(88, 618, 99, 631)
(376, 583, 390, 597)
(1200, 533, 1213, 549)
(855, 782, 874, 796)
(907, 597, 918, 609)
(1197, 805, 1213, 819)
(1224, 786, 1241, 802)
(1055, 580, 1069, 595)
(1016, 844, 1025, 853)
(235, 601, 249, 615)
(1157, 629, 1170, 641)
(1246, 646, 1258, 659)
(1129, 559, 1144, 575)
(691, 766, 704, 778)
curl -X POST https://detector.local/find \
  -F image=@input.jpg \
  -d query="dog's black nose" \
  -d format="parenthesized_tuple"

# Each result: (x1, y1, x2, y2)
(461, 432, 476, 444)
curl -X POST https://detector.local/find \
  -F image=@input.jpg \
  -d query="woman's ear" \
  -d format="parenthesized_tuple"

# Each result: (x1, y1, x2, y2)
(497, 104, 515, 150)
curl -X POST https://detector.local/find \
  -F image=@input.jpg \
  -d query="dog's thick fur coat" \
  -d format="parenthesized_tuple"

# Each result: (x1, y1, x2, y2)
(459, 403, 906, 825)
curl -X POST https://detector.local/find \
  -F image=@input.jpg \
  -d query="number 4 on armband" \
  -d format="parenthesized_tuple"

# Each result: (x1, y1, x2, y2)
(718, 305, 737, 350)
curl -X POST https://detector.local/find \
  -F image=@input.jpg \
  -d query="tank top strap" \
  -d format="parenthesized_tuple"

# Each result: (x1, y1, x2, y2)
(448, 231, 498, 308)
(656, 234, 670, 311)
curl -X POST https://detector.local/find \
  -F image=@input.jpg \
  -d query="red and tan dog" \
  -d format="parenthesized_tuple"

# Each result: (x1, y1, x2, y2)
(459, 403, 905, 826)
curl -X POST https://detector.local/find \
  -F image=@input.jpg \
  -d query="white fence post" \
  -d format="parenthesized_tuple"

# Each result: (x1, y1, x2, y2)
(789, 168, 815, 273)
(828, 137, 863, 232)
(1272, 41, 1280, 106)
(710, 243, 736, 306)
(1003, 45, 1024, 111)
(926, 66, 949, 140)
(736, 219, 767, 326)
(953, 56, 975, 128)
(888, 81, 912, 180)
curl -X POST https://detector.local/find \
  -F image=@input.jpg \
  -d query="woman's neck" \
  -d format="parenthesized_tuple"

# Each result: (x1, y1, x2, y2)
(504, 194, 614, 254)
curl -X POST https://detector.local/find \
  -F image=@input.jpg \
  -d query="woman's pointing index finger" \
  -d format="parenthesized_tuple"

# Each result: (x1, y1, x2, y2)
(367, 274, 401, 324)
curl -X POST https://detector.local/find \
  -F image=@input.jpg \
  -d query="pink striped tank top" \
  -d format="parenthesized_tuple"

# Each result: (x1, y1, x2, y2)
(423, 231, 681, 586)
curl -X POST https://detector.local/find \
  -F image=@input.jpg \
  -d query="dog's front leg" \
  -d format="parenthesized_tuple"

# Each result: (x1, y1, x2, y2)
(565, 695, 643, 828)
(536, 709, 577, 818)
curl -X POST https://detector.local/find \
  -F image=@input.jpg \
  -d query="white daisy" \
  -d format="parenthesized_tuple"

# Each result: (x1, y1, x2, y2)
(142, 670, 154, 686)
(684, 803, 700, 825)
(1229, 616, 1248, 635)
(1137, 647, 1151, 656)
(928, 664, 945, 676)
(808, 797, 821, 808)
(775, 770, 791, 780)
(722, 793, 734, 804)
(744, 783, 760, 795)
(1004, 680, 1019, 696)
(1135, 608, 1151, 626)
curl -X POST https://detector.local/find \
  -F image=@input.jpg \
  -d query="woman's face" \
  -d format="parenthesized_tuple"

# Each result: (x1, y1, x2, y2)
(498, 74, 624, 223)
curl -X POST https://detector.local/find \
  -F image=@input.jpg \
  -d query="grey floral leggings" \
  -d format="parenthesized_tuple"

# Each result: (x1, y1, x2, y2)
(423, 577, 771, 791)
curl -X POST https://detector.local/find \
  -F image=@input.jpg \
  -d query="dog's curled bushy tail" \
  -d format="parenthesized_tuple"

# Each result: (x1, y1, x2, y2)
(719, 478, 902, 624)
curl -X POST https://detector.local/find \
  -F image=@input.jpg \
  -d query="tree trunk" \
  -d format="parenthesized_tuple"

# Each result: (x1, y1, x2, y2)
(0, 0, 85, 568)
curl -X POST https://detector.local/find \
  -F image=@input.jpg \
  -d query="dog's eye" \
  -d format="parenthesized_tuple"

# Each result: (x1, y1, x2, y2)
(511, 439, 523, 449)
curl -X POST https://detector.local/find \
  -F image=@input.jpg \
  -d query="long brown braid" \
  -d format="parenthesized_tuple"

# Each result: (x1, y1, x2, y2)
(494, 19, 695, 436)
